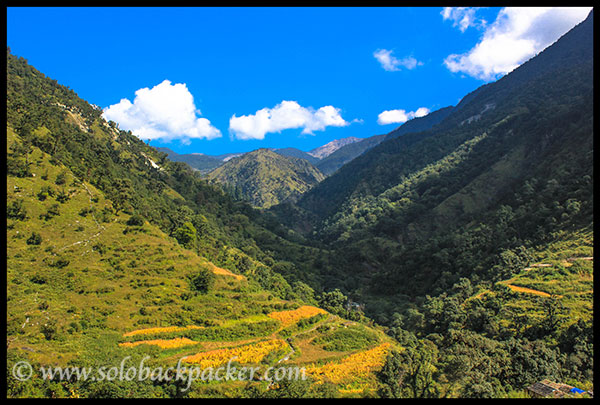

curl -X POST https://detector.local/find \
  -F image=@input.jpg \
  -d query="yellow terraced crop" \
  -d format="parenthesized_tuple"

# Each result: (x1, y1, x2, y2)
(267, 305, 326, 327)
(119, 337, 200, 349)
(306, 343, 391, 384)
(183, 339, 287, 368)
(122, 325, 203, 337)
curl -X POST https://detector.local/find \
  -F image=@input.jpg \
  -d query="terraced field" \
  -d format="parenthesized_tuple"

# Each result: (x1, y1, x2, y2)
(467, 227, 593, 334)
(117, 302, 395, 394)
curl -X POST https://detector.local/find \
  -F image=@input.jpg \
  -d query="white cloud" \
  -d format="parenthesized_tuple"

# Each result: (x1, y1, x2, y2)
(102, 80, 221, 144)
(413, 107, 430, 118)
(443, 7, 592, 81)
(229, 100, 351, 140)
(373, 49, 422, 72)
(377, 107, 430, 125)
(441, 7, 487, 32)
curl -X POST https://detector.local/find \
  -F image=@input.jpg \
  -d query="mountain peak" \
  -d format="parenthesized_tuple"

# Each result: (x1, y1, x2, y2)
(207, 148, 325, 208)
(308, 137, 363, 159)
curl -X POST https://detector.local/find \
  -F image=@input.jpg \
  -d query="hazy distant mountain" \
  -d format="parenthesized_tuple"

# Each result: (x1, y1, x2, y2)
(314, 107, 456, 176)
(273, 147, 320, 164)
(157, 136, 372, 176)
(315, 134, 387, 175)
(155, 147, 246, 173)
(207, 148, 325, 208)
(308, 136, 363, 159)
(155, 147, 223, 173)
(220, 153, 244, 162)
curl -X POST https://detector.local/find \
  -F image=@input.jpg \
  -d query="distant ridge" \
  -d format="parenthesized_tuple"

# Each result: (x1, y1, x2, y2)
(308, 137, 363, 159)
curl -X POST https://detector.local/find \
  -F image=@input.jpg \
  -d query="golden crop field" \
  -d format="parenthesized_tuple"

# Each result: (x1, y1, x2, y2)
(119, 337, 200, 349)
(183, 339, 288, 369)
(267, 305, 326, 327)
(122, 325, 204, 337)
(306, 343, 391, 384)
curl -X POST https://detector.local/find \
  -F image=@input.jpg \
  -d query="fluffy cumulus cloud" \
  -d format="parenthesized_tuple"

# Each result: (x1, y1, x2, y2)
(377, 107, 430, 125)
(229, 100, 351, 140)
(102, 80, 221, 143)
(441, 7, 487, 32)
(373, 49, 422, 72)
(444, 7, 592, 81)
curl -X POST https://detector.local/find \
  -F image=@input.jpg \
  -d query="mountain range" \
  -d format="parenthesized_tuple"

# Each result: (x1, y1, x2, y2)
(154, 117, 457, 206)
(272, 12, 593, 395)
(158, 134, 387, 176)
(155, 147, 242, 174)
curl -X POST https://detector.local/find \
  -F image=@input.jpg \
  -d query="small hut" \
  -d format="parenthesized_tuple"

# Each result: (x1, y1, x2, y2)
(527, 380, 575, 398)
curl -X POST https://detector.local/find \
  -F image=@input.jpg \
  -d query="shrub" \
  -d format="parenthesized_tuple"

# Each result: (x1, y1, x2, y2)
(40, 203, 60, 220)
(174, 222, 197, 248)
(7, 200, 27, 220)
(318, 289, 348, 315)
(126, 214, 145, 226)
(37, 185, 54, 201)
(26, 232, 42, 245)
(190, 268, 215, 294)
(40, 322, 57, 340)
(56, 189, 70, 203)
(92, 242, 106, 255)
(55, 171, 67, 185)
(46, 257, 70, 268)
(30, 274, 47, 284)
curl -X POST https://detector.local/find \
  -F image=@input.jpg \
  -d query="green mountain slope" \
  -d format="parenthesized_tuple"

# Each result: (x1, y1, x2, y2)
(315, 134, 386, 176)
(207, 148, 325, 209)
(5, 9, 594, 398)
(384, 105, 455, 141)
(297, 12, 593, 239)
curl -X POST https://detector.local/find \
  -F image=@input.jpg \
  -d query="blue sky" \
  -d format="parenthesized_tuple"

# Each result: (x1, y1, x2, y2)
(7, 7, 592, 155)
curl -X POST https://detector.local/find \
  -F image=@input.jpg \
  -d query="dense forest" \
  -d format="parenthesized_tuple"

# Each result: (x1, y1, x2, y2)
(5, 10, 594, 399)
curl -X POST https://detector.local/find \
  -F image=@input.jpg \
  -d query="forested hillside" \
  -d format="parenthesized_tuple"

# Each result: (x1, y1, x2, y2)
(308, 137, 362, 159)
(296, 11, 593, 246)
(207, 148, 325, 209)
